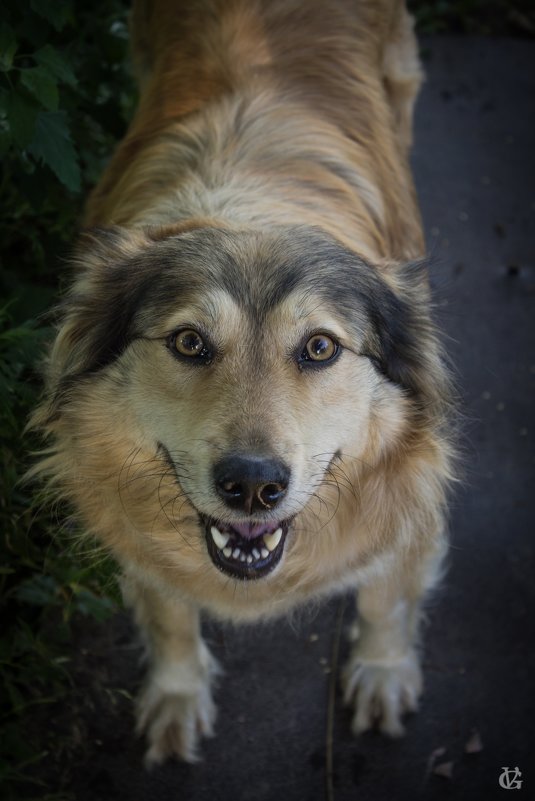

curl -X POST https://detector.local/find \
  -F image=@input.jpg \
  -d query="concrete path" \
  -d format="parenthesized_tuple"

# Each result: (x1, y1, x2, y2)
(61, 37, 535, 801)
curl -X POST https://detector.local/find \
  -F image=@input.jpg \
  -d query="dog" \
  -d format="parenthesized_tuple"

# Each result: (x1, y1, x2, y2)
(32, 0, 454, 765)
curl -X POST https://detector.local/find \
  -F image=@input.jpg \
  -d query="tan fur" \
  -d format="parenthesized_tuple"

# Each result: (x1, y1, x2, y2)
(32, 0, 455, 764)
(85, 0, 423, 260)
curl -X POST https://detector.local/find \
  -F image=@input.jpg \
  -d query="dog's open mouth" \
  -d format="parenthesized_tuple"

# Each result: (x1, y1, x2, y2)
(201, 514, 290, 580)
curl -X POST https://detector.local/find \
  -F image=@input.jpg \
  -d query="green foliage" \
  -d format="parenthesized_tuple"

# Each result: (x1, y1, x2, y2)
(0, 0, 136, 308)
(0, 1, 133, 797)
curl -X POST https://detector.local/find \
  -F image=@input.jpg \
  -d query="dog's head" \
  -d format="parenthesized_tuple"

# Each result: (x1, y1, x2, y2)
(36, 224, 449, 613)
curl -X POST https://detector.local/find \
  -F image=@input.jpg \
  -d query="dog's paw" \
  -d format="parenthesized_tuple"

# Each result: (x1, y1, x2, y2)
(342, 649, 422, 737)
(137, 653, 219, 765)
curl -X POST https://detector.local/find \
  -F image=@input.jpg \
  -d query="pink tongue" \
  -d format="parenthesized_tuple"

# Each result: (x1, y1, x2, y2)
(231, 521, 278, 540)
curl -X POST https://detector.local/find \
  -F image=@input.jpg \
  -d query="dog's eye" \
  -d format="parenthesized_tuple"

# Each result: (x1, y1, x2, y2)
(300, 333, 339, 365)
(168, 329, 211, 361)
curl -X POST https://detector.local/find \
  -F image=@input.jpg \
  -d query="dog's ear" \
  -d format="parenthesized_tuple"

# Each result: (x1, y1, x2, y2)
(364, 260, 452, 418)
(43, 226, 162, 414)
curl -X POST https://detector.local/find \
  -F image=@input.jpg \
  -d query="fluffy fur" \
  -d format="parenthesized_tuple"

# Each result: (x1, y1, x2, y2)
(32, 0, 455, 764)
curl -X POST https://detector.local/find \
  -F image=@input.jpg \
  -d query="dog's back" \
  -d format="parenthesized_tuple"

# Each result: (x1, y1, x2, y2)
(86, 0, 423, 261)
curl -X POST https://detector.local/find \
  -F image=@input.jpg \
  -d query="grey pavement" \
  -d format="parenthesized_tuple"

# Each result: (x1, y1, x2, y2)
(57, 37, 535, 801)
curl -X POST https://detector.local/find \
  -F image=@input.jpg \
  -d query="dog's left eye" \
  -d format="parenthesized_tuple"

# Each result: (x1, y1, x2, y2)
(168, 328, 212, 362)
(299, 333, 340, 366)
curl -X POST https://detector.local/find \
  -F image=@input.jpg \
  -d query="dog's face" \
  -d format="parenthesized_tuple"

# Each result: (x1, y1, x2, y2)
(43, 224, 440, 613)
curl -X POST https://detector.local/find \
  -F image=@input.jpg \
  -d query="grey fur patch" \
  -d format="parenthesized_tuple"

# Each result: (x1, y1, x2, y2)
(53, 225, 443, 412)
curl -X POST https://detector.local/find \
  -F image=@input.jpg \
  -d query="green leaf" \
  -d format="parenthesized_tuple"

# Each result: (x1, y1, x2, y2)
(34, 44, 77, 87)
(27, 110, 81, 192)
(30, 0, 73, 32)
(20, 67, 59, 111)
(70, 586, 116, 620)
(0, 23, 18, 71)
(15, 575, 60, 607)
(7, 90, 39, 148)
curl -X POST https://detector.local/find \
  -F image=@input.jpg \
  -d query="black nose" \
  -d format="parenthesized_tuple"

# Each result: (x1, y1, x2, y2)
(213, 454, 290, 514)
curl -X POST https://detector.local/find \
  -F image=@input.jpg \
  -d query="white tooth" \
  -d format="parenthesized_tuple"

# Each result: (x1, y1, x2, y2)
(211, 526, 229, 549)
(263, 527, 283, 552)
(223, 547, 232, 558)
(247, 555, 253, 564)
(252, 548, 260, 559)
(232, 548, 241, 559)
(261, 548, 269, 559)
(240, 552, 246, 562)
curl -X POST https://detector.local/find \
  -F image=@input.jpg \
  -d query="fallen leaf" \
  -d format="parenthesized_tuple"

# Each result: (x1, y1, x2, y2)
(465, 729, 483, 754)
(434, 761, 454, 779)
(425, 746, 446, 778)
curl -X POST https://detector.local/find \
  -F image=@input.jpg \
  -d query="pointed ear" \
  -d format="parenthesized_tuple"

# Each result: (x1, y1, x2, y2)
(365, 260, 452, 418)
(45, 226, 158, 402)
(72, 226, 151, 266)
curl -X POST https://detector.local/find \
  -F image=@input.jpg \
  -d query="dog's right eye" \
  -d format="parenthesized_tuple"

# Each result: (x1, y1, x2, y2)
(297, 332, 340, 368)
(167, 329, 212, 362)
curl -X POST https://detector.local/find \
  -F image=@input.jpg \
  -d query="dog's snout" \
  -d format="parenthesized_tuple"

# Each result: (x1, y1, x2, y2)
(213, 454, 290, 514)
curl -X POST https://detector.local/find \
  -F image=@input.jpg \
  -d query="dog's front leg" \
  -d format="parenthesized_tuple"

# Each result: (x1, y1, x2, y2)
(343, 571, 431, 737)
(123, 575, 219, 765)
